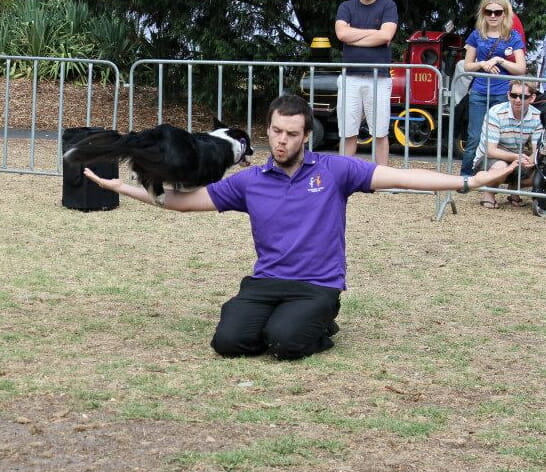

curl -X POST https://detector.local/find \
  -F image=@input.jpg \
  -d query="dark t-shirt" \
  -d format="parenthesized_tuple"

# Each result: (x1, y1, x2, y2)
(336, 0, 398, 76)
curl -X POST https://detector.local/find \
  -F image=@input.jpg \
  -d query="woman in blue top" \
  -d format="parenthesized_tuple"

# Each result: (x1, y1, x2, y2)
(460, 0, 525, 176)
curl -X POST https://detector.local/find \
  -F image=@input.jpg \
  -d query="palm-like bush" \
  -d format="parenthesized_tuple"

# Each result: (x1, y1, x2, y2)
(0, 0, 146, 83)
(88, 13, 148, 81)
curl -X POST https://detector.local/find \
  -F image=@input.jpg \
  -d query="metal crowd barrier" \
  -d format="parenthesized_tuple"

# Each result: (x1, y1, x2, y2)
(1, 55, 544, 219)
(0, 55, 119, 176)
(127, 59, 447, 215)
(127, 60, 445, 167)
(0, 57, 447, 181)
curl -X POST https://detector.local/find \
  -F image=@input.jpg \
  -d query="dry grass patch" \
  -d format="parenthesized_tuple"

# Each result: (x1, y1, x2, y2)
(0, 148, 545, 471)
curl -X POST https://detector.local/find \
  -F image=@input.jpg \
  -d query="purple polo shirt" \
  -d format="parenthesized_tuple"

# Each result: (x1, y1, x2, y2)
(207, 150, 377, 290)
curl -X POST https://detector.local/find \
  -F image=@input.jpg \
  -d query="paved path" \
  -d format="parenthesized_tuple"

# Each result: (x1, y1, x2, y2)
(3, 128, 58, 139)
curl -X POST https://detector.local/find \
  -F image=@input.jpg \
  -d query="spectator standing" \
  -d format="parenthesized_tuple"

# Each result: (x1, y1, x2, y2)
(459, 0, 526, 177)
(473, 80, 543, 208)
(335, 0, 398, 165)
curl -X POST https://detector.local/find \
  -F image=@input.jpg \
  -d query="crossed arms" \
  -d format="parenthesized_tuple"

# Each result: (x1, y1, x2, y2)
(335, 20, 397, 47)
(464, 46, 526, 76)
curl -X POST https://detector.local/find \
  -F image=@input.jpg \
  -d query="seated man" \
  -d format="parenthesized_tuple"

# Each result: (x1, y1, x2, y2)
(473, 80, 544, 209)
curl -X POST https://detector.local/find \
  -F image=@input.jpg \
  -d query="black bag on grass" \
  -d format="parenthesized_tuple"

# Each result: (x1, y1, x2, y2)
(62, 127, 119, 211)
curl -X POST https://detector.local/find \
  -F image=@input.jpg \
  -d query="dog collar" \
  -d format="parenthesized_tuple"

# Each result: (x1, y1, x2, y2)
(237, 139, 247, 161)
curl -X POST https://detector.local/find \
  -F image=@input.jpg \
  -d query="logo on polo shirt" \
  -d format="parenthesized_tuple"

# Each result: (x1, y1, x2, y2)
(307, 174, 325, 193)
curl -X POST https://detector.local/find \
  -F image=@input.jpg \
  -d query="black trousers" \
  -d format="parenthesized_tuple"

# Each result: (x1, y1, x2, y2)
(211, 277, 341, 360)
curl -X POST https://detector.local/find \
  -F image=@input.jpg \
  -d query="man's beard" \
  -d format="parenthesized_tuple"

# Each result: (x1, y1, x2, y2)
(272, 149, 303, 169)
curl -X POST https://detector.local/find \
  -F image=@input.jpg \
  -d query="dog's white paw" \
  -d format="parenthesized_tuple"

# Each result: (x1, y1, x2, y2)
(154, 193, 166, 207)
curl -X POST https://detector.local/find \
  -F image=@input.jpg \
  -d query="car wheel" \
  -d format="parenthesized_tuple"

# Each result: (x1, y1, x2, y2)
(310, 117, 325, 149)
(356, 118, 372, 145)
(393, 108, 435, 147)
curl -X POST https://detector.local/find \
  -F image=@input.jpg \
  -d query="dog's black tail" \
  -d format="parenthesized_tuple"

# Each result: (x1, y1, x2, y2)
(63, 129, 130, 165)
(63, 124, 195, 169)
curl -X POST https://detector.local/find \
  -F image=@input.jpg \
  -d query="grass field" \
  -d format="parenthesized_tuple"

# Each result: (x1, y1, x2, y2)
(0, 143, 545, 472)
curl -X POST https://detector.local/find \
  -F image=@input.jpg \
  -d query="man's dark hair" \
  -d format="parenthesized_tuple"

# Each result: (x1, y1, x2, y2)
(267, 94, 314, 134)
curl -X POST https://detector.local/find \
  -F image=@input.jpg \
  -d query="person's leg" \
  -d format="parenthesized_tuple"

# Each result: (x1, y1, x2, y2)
(211, 278, 341, 360)
(337, 75, 363, 156)
(488, 93, 508, 108)
(479, 159, 507, 209)
(210, 277, 276, 357)
(374, 136, 390, 166)
(342, 136, 358, 156)
(362, 77, 392, 166)
(506, 168, 534, 206)
(479, 190, 499, 208)
(263, 282, 341, 360)
(460, 92, 488, 176)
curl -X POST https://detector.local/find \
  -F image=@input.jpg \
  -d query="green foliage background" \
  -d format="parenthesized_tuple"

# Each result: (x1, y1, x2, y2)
(77, 0, 546, 60)
(0, 0, 146, 81)
(1, 0, 545, 112)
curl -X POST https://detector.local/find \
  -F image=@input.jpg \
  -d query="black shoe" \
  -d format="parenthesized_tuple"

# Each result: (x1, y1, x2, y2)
(326, 320, 339, 337)
(316, 336, 335, 353)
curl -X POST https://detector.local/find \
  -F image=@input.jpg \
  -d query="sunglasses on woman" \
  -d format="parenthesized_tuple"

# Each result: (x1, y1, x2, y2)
(484, 8, 504, 17)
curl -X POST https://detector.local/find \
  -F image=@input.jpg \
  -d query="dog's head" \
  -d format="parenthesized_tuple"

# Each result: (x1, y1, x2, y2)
(211, 118, 254, 167)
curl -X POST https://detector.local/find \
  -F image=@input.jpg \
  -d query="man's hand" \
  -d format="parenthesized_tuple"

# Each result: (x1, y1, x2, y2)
(83, 167, 123, 193)
(517, 154, 535, 168)
(471, 160, 519, 189)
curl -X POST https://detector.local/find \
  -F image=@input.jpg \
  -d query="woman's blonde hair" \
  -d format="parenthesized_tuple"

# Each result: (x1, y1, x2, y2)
(475, 0, 514, 39)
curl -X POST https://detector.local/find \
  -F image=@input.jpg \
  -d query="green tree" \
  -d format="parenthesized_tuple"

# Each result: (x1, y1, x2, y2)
(395, 0, 546, 51)
(0, 0, 146, 81)
(80, 0, 546, 60)
(77, 0, 546, 113)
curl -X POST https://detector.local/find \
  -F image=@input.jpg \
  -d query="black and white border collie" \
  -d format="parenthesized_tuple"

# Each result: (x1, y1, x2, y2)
(63, 119, 253, 205)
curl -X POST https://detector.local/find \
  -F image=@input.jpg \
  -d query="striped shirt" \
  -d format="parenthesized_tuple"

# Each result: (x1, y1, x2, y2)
(473, 101, 544, 170)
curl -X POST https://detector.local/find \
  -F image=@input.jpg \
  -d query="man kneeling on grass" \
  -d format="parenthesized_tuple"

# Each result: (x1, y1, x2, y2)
(473, 79, 544, 209)
(84, 94, 517, 360)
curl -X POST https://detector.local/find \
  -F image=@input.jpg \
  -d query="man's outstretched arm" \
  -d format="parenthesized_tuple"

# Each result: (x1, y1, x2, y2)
(370, 161, 519, 192)
(83, 168, 217, 212)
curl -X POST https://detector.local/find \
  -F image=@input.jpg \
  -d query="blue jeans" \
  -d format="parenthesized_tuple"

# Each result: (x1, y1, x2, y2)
(460, 91, 507, 176)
